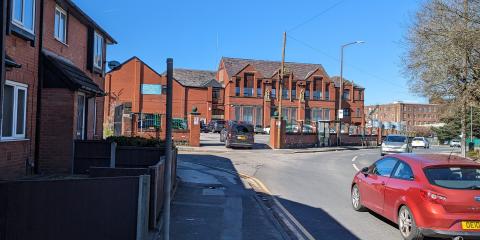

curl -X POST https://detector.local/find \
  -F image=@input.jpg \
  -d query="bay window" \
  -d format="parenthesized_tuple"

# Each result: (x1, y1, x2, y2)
(1, 81, 28, 139)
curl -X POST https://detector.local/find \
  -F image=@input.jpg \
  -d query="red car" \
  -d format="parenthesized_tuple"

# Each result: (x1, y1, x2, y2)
(351, 154, 480, 240)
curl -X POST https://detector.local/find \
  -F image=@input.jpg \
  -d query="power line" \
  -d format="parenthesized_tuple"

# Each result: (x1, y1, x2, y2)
(287, 34, 409, 91)
(287, 0, 348, 33)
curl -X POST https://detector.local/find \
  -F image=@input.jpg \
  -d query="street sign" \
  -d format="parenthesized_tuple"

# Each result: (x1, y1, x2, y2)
(338, 110, 344, 119)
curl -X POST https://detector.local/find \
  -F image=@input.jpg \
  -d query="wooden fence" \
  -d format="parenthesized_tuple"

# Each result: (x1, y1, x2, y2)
(0, 176, 150, 240)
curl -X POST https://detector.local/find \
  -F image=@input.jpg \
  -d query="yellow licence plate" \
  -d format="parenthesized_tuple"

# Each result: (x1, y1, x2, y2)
(237, 136, 246, 140)
(462, 221, 480, 230)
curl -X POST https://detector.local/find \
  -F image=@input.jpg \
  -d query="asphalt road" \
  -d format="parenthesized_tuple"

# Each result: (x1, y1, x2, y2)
(252, 146, 461, 240)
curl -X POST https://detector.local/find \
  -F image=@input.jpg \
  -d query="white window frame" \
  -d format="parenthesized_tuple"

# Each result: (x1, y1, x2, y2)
(1, 80, 28, 140)
(54, 5, 67, 43)
(12, 0, 36, 34)
(93, 32, 104, 69)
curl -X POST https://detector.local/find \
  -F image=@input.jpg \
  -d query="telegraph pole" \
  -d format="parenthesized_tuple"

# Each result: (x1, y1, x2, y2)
(461, 0, 468, 157)
(163, 58, 173, 240)
(277, 32, 286, 149)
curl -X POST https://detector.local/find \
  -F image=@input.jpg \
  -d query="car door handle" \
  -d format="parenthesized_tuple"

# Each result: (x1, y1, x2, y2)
(381, 181, 386, 186)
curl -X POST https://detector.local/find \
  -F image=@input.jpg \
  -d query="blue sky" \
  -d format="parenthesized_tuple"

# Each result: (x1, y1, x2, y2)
(75, 0, 425, 105)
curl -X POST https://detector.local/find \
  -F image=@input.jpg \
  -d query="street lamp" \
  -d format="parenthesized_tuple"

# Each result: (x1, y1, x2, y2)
(337, 41, 365, 146)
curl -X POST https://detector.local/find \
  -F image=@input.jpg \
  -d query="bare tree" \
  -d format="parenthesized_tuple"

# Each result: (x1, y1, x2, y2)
(403, 0, 480, 156)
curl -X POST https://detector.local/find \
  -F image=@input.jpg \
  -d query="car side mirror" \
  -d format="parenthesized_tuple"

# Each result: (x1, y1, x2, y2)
(361, 167, 369, 176)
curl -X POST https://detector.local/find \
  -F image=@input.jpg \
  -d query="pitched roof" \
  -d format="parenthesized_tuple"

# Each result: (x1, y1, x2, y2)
(221, 57, 328, 80)
(42, 50, 104, 95)
(330, 76, 364, 89)
(170, 69, 219, 88)
(62, 0, 116, 44)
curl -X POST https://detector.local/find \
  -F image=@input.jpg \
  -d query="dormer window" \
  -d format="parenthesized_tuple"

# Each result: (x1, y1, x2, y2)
(54, 6, 67, 43)
(93, 32, 104, 69)
(12, 0, 36, 33)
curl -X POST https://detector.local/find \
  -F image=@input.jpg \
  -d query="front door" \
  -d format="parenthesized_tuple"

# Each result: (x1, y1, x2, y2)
(75, 94, 86, 139)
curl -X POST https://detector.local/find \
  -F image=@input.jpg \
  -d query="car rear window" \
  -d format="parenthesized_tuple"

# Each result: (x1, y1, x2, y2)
(413, 137, 423, 141)
(424, 166, 480, 190)
(234, 125, 252, 134)
(386, 136, 407, 142)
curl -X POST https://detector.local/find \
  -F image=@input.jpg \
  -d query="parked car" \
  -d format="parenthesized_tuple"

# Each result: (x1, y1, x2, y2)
(450, 139, 461, 148)
(351, 154, 480, 240)
(254, 125, 265, 134)
(381, 135, 412, 156)
(264, 126, 271, 135)
(412, 137, 430, 149)
(220, 121, 254, 148)
(200, 121, 210, 133)
(206, 120, 226, 133)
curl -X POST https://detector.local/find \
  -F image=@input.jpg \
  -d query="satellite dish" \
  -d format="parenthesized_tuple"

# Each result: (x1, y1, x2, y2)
(108, 61, 121, 70)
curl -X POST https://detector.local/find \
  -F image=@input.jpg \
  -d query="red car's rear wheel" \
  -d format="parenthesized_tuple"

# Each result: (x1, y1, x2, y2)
(398, 206, 423, 240)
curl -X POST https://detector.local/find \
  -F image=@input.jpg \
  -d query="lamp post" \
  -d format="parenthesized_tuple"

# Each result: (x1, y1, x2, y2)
(337, 41, 364, 146)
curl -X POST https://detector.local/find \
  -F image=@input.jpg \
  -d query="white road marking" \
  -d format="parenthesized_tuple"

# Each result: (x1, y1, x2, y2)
(352, 156, 358, 162)
(352, 163, 360, 171)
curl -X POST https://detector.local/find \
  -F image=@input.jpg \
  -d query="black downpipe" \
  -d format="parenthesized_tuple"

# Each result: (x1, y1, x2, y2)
(0, 0, 7, 139)
(34, 0, 45, 174)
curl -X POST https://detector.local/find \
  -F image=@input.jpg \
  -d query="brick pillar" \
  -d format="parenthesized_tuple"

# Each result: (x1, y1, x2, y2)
(189, 112, 201, 147)
(269, 118, 286, 149)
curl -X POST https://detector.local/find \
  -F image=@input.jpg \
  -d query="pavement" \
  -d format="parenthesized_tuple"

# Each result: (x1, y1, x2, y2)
(177, 145, 460, 240)
(169, 157, 287, 240)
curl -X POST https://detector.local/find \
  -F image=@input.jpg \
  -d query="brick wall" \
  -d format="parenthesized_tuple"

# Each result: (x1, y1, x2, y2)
(38, 89, 75, 173)
(0, 0, 41, 179)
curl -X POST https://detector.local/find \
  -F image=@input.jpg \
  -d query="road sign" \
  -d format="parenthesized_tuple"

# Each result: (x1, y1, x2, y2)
(338, 110, 344, 119)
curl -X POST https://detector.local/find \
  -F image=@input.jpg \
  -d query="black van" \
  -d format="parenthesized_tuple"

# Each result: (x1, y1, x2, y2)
(220, 121, 254, 148)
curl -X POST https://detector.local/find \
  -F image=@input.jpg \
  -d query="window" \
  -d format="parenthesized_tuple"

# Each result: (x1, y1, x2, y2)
(235, 78, 240, 96)
(271, 80, 276, 99)
(243, 106, 253, 123)
(324, 108, 330, 120)
(343, 108, 350, 117)
(392, 161, 414, 180)
(356, 108, 361, 117)
(256, 79, 262, 97)
(244, 73, 254, 97)
(54, 6, 67, 43)
(424, 166, 480, 190)
(343, 89, 350, 100)
(255, 107, 263, 126)
(281, 78, 289, 99)
(291, 81, 297, 99)
(1, 81, 28, 139)
(93, 32, 104, 69)
(312, 108, 323, 122)
(313, 78, 321, 100)
(12, 0, 35, 33)
(372, 158, 398, 177)
(305, 82, 310, 99)
(324, 84, 330, 100)
(234, 106, 241, 121)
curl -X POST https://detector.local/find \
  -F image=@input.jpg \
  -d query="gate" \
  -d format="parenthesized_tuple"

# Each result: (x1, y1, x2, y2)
(114, 105, 124, 136)
(317, 121, 330, 147)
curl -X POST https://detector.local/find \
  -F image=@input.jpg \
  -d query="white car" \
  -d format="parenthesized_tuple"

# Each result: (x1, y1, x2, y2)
(264, 126, 270, 134)
(450, 139, 461, 147)
(412, 137, 429, 149)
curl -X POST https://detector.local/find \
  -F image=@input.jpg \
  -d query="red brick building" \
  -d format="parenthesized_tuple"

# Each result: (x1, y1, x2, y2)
(365, 102, 443, 132)
(1, 0, 116, 178)
(218, 57, 365, 129)
(104, 57, 223, 137)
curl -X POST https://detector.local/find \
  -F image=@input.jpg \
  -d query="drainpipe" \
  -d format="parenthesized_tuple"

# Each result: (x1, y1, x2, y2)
(0, 0, 7, 138)
(34, 0, 45, 174)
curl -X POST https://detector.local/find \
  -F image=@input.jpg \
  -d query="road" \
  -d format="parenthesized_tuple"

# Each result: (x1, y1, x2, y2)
(184, 136, 462, 239)
(253, 146, 460, 240)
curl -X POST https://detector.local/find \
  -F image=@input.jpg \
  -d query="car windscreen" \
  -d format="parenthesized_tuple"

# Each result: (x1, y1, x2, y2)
(386, 136, 407, 142)
(424, 166, 480, 190)
(233, 125, 252, 134)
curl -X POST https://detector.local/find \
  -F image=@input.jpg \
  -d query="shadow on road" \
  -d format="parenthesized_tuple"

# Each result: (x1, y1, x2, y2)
(277, 198, 360, 240)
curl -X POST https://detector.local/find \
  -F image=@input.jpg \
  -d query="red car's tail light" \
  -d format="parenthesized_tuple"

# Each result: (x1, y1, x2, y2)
(421, 190, 447, 204)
